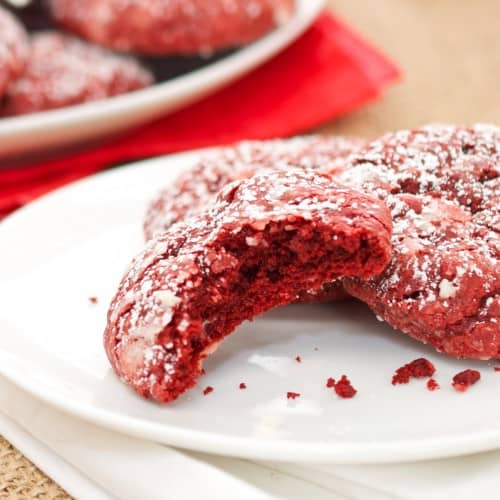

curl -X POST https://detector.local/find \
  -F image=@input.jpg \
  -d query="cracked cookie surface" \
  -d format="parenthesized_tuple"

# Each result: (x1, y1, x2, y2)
(339, 124, 500, 359)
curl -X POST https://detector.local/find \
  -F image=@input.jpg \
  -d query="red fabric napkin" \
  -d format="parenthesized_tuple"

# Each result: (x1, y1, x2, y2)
(0, 12, 399, 217)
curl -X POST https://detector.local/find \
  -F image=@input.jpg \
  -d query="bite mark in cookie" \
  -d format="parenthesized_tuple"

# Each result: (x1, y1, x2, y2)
(144, 136, 366, 303)
(105, 168, 392, 403)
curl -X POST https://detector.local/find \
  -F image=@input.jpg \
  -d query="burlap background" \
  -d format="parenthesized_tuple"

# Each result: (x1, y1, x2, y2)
(1, 0, 498, 497)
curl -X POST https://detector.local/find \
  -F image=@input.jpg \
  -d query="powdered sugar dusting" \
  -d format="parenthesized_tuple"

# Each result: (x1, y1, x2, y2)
(144, 136, 366, 239)
(342, 124, 500, 359)
(49, 0, 295, 55)
(0, 6, 29, 96)
(2, 31, 153, 116)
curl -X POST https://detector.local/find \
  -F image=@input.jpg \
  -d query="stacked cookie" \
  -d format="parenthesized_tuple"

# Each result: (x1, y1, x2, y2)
(0, 0, 295, 115)
(0, 7, 29, 98)
(105, 124, 499, 403)
(48, 0, 295, 55)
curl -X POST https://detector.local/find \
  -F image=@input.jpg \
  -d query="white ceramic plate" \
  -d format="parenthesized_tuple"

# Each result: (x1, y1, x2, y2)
(0, 151, 499, 464)
(0, 0, 325, 158)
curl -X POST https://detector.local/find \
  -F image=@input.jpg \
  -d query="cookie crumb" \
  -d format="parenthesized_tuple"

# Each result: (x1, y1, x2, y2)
(427, 378, 440, 391)
(239, 383, 247, 390)
(334, 375, 357, 398)
(203, 386, 213, 395)
(295, 356, 302, 363)
(88, 296, 98, 304)
(287, 392, 300, 400)
(392, 358, 436, 385)
(452, 369, 480, 392)
(326, 377, 336, 388)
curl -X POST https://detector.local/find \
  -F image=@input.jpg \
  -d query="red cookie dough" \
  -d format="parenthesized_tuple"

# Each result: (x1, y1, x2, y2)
(2, 32, 153, 116)
(339, 124, 500, 360)
(49, 0, 295, 55)
(0, 7, 29, 97)
(104, 168, 392, 403)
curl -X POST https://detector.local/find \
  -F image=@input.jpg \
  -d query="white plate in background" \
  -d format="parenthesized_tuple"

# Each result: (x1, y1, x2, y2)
(0, 0, 325, 158)
(0, 151, 499, 464)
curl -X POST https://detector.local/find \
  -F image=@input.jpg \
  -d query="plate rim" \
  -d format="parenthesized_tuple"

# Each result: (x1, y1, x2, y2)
(0, 0, 326, 157)
(2, 352, 500, 465)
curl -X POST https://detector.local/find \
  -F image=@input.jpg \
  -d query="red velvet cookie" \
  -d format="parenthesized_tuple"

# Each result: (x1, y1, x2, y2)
(339, 124, 500, 359)
(2, 31, 154, 116)
(0, 6, 29, 97)
(144, 136, 365, 302)
(105, 168, 392, 403)
(49, 0, 295, 55)
(144, 136, 366, 240)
